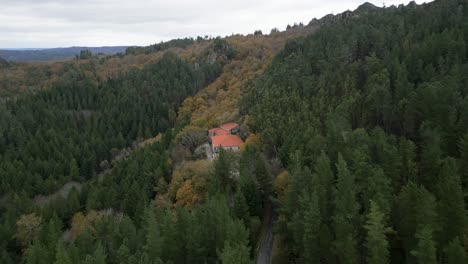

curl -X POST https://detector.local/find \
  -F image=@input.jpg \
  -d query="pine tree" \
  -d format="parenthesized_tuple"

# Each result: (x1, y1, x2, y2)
(41, 214, 62, 260)
(332, 154, 359, 264)
(116, 239, 130, 264)
(445, 237, 467, 264)
(419, 125, 442, 190)
(254, 155, 272, 201)
(233, 188, 250, 224)
(302, 192, 321, 263)
(366, 167, 392, 217)
(219, 242, 252, 264)
(458, 133, 468, 191)
(159, 208, 180, 262)
(69, 158, 79, 181)
(411, 226, 437, 264)
(66, 187, 81, 219)
(66, 243, 80, 264)
(311, 151, 334, 223)
(53, 241, 72, 264)
(75, 227, 94, 256)
(310, 154, 334, 262)
(145, 208, 163, 261)
(286, 151, 303, 217)
(214, 149, 231, 190)
(396, 182, 437, 257)
(364, 201, 391, 264)
(26, 241, 47, 264)
(436, 158, 466, 248)
(93, 243, 106, 264)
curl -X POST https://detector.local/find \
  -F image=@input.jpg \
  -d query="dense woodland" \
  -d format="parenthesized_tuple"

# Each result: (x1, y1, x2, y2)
(244, 0, 468, 262)
(0, 0, 467, 263)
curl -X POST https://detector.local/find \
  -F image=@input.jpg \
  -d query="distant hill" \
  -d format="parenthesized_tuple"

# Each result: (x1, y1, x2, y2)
(0, 46, 130, 62)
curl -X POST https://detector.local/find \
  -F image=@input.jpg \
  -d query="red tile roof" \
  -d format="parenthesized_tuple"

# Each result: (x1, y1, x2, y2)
(220, 122, 239, 132)
(208, 128, 230, 135)
(211, 134, 244, 148)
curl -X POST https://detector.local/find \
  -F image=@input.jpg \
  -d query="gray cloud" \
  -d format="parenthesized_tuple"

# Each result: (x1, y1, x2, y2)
(0, 0, 429, 48)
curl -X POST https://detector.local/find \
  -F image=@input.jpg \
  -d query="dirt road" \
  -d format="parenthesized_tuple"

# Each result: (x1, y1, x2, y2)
(256, 204, 276, 264)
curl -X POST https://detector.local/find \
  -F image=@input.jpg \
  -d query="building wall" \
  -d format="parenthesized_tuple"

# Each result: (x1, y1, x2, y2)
(214, 146, 240, 153)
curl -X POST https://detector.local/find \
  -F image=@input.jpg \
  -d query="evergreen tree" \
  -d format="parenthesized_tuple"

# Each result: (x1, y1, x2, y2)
(311, 154, 334, 262)
(396, 182, 437, 258)
(458, 133, 468, 191)
(26, 241, 48, 264)
(219, 242, 252, 264)
(69, 158, 79, 181)
(233, 188, 250, 224)
(311, 151, 334, 223)
(53, 241, 72, 264)
(92, 243, 106, 264)
(214, 149, 231, 190)
(116, 239, 130, 264)
(254, 155, 272, 201)
(411, 226, 437, 264)
(302, 192, 321, 263)
(436, 158, 466, 248)
(364, 201, 391, 264)
(332, 154, 359, 264)
(286, 152, 304, 217)
(144, 208, 162, 261)
(445, 237, 467, 264)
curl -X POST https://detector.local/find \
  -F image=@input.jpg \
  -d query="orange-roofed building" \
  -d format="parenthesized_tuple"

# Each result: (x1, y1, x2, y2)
(220, 122, 240, 134)
(208, 122, 243, 154)
(211, 134, 244, 153)
(208, 127, 230, 137)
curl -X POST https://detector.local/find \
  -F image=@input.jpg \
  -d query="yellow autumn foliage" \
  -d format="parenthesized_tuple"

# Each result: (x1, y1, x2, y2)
(167, 160, 211, 202)
(175, 180, 202, 209)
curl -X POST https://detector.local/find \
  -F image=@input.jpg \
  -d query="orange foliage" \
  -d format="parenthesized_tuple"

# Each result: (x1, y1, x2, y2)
(70, 209, 117, 240)
(176, 28, 316, 131)
(175, 180, 202, 208)
(167, 160, 211, 202)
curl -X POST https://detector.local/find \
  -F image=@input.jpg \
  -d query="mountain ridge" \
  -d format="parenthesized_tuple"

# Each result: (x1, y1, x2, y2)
(0, 46, 131, 62)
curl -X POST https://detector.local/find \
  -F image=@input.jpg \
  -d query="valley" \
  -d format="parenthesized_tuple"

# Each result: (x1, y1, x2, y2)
(1, 1, 468, 263)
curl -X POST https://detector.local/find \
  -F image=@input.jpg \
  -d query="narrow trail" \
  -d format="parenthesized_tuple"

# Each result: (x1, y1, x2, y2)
(256, 203, 276, 264)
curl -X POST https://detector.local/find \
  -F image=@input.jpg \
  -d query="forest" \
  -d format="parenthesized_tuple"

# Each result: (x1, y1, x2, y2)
(243, 0, 468, 262)
(0, 0, 467, 263)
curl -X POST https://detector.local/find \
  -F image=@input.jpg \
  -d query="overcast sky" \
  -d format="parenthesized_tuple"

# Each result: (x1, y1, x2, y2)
(0, 0, 429, 49)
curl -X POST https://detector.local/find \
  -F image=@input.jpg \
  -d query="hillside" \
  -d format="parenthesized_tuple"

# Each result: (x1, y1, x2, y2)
(1, 0, 467, 263)
(243, 0, 468, 262)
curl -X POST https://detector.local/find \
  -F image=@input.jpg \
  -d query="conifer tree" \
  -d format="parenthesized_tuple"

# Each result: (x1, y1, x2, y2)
(233, 188, 250, 224)
(458, 133, 468, 191)
(214, 149, 231, 190)
(53, 241, 72, 264)
(311, 151, 334, 222)
(286, 152, 303, 217)
(332, 154, 359, 264)
(220, 242, 252, 264)
(445, 237, 467, 264)
(411, 226, 437, 264)
(26, 241, 47, 264)
(69, 158, 79, 181)
(364, 201, 391, 264)
(302, 192, 321, 263)
(254, 155, 272, 201)
(116, 239, 130, 264)
(93, 243, 106, 264)
(436, 158, 466, 248)
(145, 209, 162, 261)
(396, 182, 437, 257)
